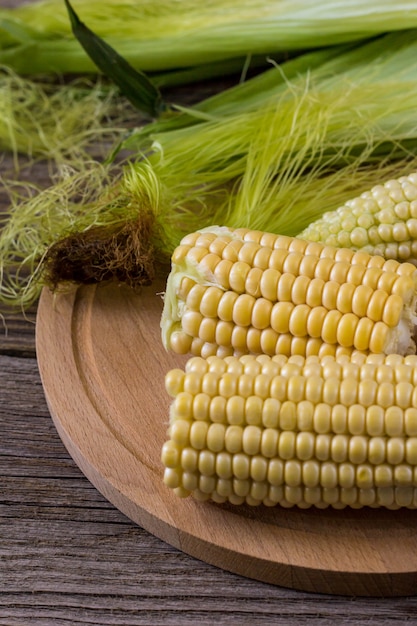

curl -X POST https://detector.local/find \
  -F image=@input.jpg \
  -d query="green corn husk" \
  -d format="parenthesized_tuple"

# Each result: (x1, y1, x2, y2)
(2, 0, 417, 77)
(4, 30, 417, 310)
(119, 30, 417, 254)
(129, 30, 417, 138)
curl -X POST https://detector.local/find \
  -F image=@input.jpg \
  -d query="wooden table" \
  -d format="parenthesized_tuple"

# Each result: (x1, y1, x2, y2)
(2, 1, 417, 622)
(3, 307, 417, 622)
(3, 296, 417, 620)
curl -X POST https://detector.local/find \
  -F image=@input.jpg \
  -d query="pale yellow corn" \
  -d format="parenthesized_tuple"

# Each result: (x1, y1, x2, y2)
(161, 227, 417, 358)
(161, 352, 417, 509)
(298, 172, 417, 263)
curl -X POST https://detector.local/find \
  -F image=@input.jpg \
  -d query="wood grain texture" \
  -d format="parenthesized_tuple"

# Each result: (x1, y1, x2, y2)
(35, 280, 417, 598)
(1, 0, 417, 620)
(0, 305, 37, 357)
(2, 355, 417, 624)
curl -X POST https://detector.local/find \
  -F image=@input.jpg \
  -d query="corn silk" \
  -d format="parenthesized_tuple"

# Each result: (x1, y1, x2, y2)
(2, 23, 417, 308)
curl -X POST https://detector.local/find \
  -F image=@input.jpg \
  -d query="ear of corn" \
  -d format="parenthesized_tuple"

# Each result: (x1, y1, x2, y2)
(161, 227, 417, 359)
(161, 351, 417, 509)
(299, 172, 417, 264)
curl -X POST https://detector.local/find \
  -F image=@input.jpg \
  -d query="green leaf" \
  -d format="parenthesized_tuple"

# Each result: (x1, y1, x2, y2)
(0, 18, 39, 44)
(63, 0, 166, 118)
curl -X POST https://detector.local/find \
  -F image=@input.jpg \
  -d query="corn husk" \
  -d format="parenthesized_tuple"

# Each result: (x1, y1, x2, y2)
(3, 31, 417, 309)
(2, 0, 417, 76)
(121, 30, 417, 253)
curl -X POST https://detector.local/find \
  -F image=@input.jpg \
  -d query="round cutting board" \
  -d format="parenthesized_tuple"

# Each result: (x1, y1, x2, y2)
(36, 279, 417, 597)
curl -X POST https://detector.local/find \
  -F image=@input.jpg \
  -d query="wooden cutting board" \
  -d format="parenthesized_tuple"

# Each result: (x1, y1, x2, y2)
(35, 279, 417, 597)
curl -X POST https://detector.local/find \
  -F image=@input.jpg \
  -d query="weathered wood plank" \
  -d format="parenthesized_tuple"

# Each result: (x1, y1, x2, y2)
(2, 354, 417, 624)
(2, 0, 417, 620)
(0, 306, 37, 356)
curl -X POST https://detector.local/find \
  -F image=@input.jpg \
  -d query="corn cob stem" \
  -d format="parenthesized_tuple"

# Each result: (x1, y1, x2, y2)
(161, 227, 417, 358)
(161, 352, 417, 509)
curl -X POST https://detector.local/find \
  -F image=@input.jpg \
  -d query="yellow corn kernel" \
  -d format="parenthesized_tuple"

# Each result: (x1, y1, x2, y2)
(314, 434, 331, 461)
(212, 258, 232, 288)
(336, 282, 356, 313)
(238, 241, 261, 265)
(276, 272, 296, 301)
(245, 267, 263, 298)
(321, 309, 343, 344)
(181, 310, 203, 338)
(163, 227, 417, 359)
(377, 381, 395, 409)
(261, 428, 279, 457)
(167, 330, 193, 355)
(259, 268, 280, 301)
(224, 425, 243, 454)
(405, 408, 417, 436)
(270, 301, 294, 334)
(305, 306, 327, 339)
(291, 275, 311, 305)
(258, 328, 277, 355)
(304, 277, 324, 308)
(165, 368, 185, 397)
(289, 304, 310, 337)
(214, 320, 233, 348)
(246, 328, 262, 353)
(353, 317, 374, 352)
(163, 351, 417, 508)
(229, 261, 251, 294)
(181, 279, 206, 311)
(336, 313, 359, 348)
(296, 431, 315, 461)
(252, 247, 271, 270)
(331, 404, 348, 434)
(199, 286, 223, 318)
(322, 377, 339, 406)
(268, 248, 288, 272)
(278, 431, 296, 460)
(376, 271, 398, 294)
(251, 298, 273, 330)
(298, 172, 417, 265)
(284, 460, 302, 487)
(369, 321, 390, 353)
(351, 284, 373, 318)
(189, 421, 209, 450)
(387, 438, 405, 465)
(208, 235, 230, 256)
(231, 293, 255, 327)
(282, 251, 304, 275)
(198, 317, 218, 343)
(213, 290, 234, 321)
(232, 453, 250, 480)
(323, 281, 341, 310)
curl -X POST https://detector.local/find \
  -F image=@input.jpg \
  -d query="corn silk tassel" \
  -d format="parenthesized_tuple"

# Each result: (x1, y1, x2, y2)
(0, 68, 139, 307)
(2, 0, 417, 77)
(0, 162, 157, 307)
(0, 66, 134, 165)
(4, 32, 417, 309)
(108, 31, 417, 255)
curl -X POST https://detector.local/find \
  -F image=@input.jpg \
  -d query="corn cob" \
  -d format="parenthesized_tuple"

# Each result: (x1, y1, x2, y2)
(161, 227, 417, 358)
(161, 351, 417, 509)
(298, 172, 417, 263)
